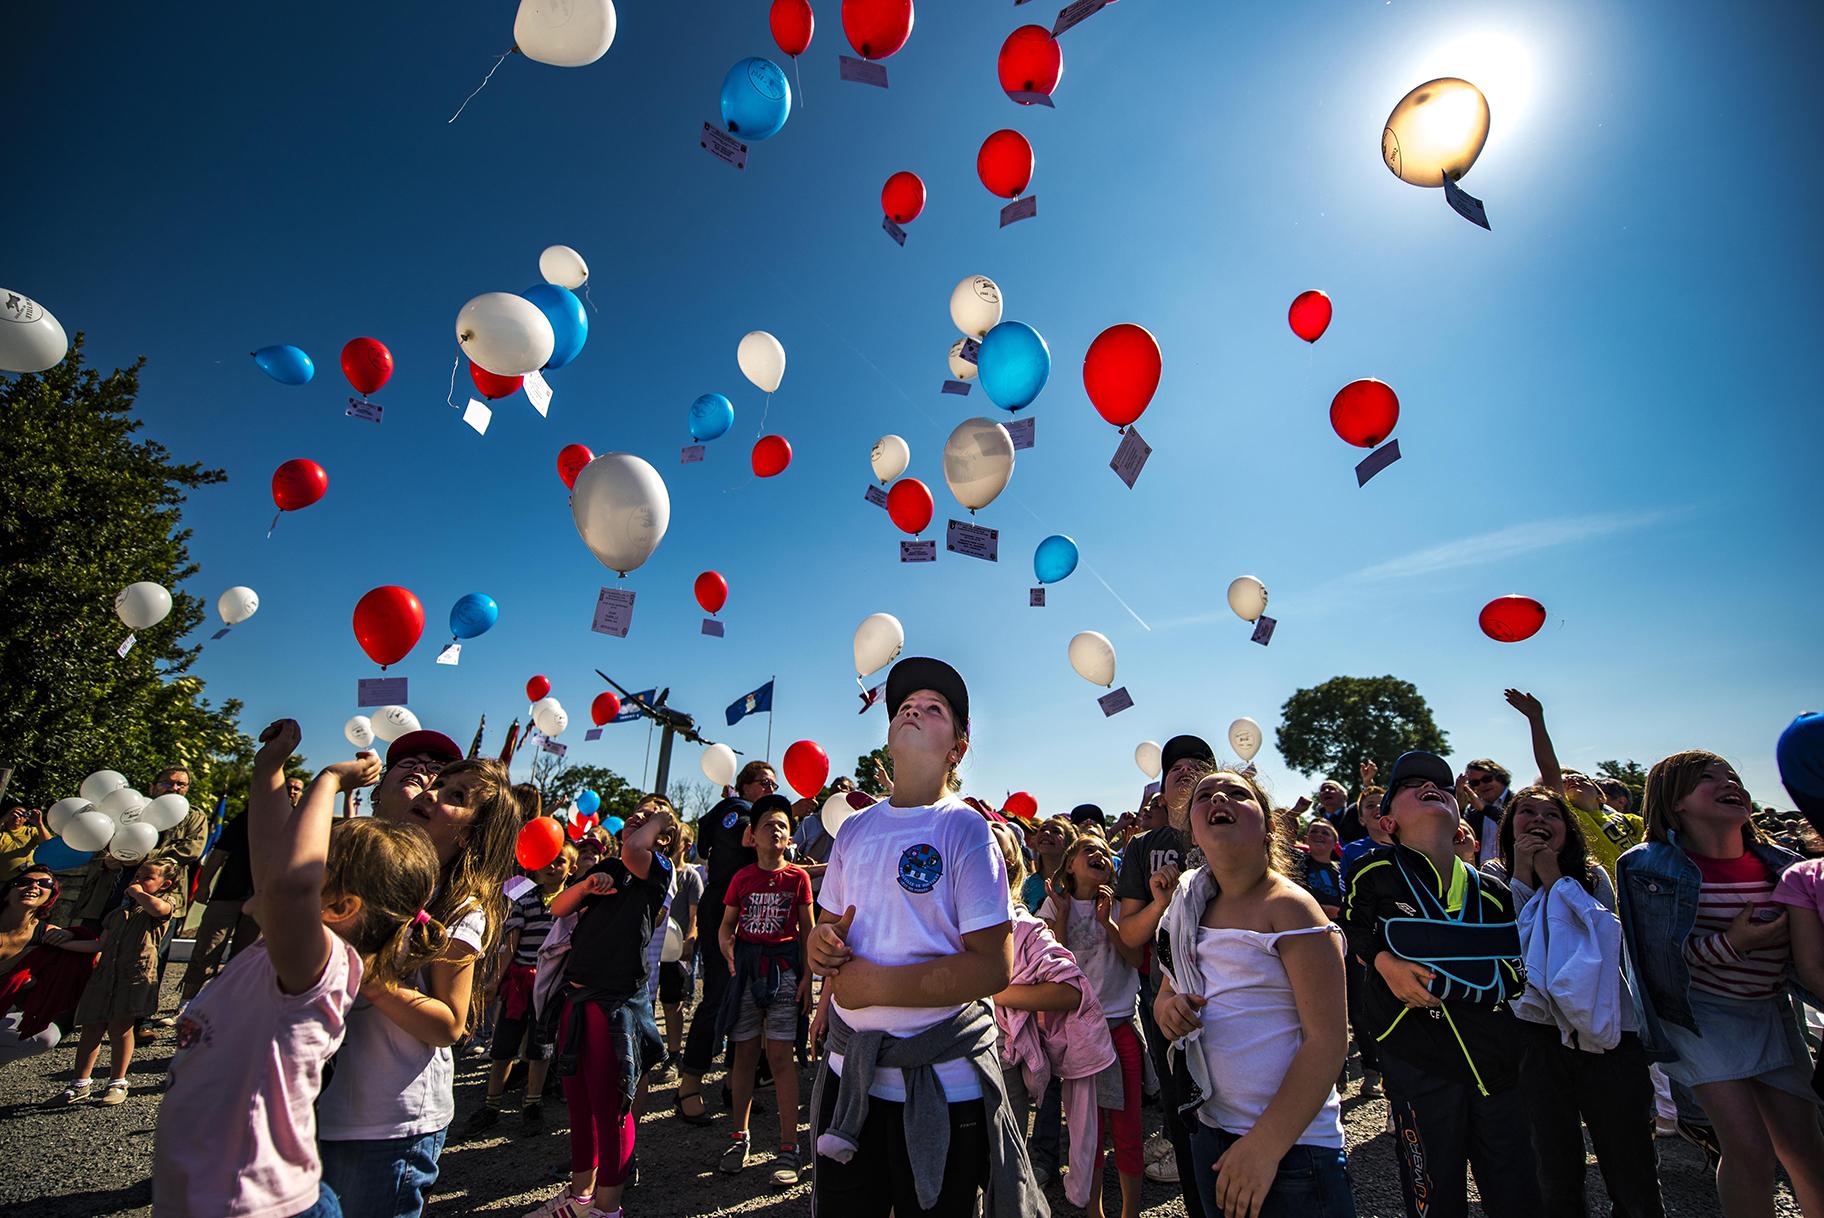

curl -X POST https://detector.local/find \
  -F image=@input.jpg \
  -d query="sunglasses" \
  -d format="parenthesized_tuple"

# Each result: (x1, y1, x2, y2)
(13, 878, 52, 890)
(1468, 775, 1502, 787)
(745, 777, 779, 791)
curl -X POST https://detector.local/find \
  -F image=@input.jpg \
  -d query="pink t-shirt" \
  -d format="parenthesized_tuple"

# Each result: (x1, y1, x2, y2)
(153, 930, 362, 1218)
(1773, 857, 1824, 921)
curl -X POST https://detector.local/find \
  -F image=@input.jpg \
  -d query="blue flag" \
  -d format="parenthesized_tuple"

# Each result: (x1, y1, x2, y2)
(727, 679, 774, 726)
(613, 690, 656, 723)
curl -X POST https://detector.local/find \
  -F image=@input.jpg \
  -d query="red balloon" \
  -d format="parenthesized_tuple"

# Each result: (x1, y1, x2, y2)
(527, 674, 551, 702)
(1082, 323, 1162, 429)
(352, 586, 425, 668)
(517, 817, 564, 870)
(557, 443, 595, 489)
(886, 477, 933, 536)
(271, 458, 328, 513)
(997, 25, 1062, 101)
(976, 129, 1034, 199)
(1330, 379, 1400, 448)
(752, 434, 793, 478)
(340, 337, 393, 397)
(566, 816, 587, 842)
(841, 0, 913, 59)
(1479, 596, 1547, 643)
(784, 740, 831, 799)
(1288, 290, 1332, 343)
(590, 690, 622, 726)
(770, 0, 814, 57)
(470, 361, 524, 401)
(881, 171, 926, 224)
(1004, 791, 1038, 819)
(694, 570, 729, 615)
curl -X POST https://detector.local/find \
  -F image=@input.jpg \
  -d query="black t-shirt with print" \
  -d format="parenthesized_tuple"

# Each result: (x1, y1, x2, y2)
(1115, 825, 1189, 904)
(562, 855, 673, 1004)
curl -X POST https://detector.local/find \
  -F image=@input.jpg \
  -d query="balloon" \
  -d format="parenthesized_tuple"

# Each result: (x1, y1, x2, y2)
(1288, 290, 1332, 343)
(345, 716, 376, 748)
(720, 57, 792, 141)
(80, 770, 127, 805)
(1383, 77, 1490, 188)
(32, 838, 91, 871)
(770, 0, 814, 56)
(456, 292, 555, 377)
(449, 592, 499, 640)
(601, 816, 624, 836)
(976, 130, 1034, 199)
(539, 244, 589, 289)
(885, 477, 933, 535)
(340, 337, 393, 397)
(841, 0, 914, 59)
(527, 675, 552, 702)
(1004, 791, 1038, 820)
(570, 452, 671, 575)
(1228, 717, 1263, 763)
(946, 340, 978, 382)
(114, 582, 173, 631)
(47, 798, 91, 836)
(1478, 595, 1547, 643)
(557, 443, 595, 489)
(942, 417, 1015, 513)
(821, 789, 874, 837)
(661, 918, 685, 963)
(516, 817, 565, 871)
(693, 571, 729, 616)
(853, 612, 905, 677)
(532, 697, 569, 737)
(352, 586, 425, 667)
(784, 740, 830, 799)
(590, 690, 621, 725)
(97, 786, 144, 822)
(576, 788, 602, 816)
(251, 344, 314, 386)
(881, 171, 926, 224)
(870, 434, 910, 484)
(949, 275, 1003, 338)
(1067, 630, 1116, 687)
(470, 362, 523, 400)
(1033, 534, 1079, 584)
(142, 793, 190, 832)
(521, 284, 588, 370)
(1082, 323, 1162, 429)
(514, 0, 617, 67)
(1135, 740, 1162, 778)
(976, 320, 1051, 412)
(701, 742, 738, 788)
(271, 459, 328, 513)
(567, 816, 588, 842)
(0, 289, 68, 373)
(217, 586, 259, 626)
(997, 25, 1062, 101)
(737, 331, 786, 394)
(113, 823, 159, 861)
(752, 435, 793, 478)
(62, 809, 116, 854)
(371, 705, 420, 742)
(688, 393, 736, 442)
(1330, 379, 1400, 448)
(1226, 576, 1268, 623)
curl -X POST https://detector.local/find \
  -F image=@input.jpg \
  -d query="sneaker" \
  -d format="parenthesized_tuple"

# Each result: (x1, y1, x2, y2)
(465, 1105, 501, 1135)
(97, 1080, 129, 1106)
(1144, 1132, 1173, 1164)
(1144, 1157, 1178, 1184)
(54, 1081, 94, 1105)
(521, 1100, 544, 1127)
(720, 1131, 752, 1174)
(1360, 1069, 1382, 1097)
(520, 1187, 594, 1218)
(771, 1147, 803, 1187)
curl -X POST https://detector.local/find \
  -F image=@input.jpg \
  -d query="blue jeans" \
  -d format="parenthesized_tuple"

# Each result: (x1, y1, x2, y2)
(1188, 1122, 1355, 1218)
(319, 1128, 447, 1218)
(292, 1181, 344, 1218)
(1029, 1076, 1063, 1177)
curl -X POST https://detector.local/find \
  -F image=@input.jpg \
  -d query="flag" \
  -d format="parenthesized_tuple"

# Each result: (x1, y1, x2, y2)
(614, 689, 657, 723)
(857, 682, 884, 714)
(727, 679, 775, 726)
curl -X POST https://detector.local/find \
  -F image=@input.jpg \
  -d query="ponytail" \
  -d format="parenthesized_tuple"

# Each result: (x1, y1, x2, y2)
(366, 907, 452, 989)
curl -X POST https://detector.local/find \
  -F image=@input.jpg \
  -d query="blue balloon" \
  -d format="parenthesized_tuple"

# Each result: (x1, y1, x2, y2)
(449, 592, 499, 640)
(252, 345, 314, 386)
(577, 789, 602, 816)
(688, 393, 735, 442)
(33, 838, 92, 872)
(720, 57, 792, 141)
(977, 321, 1051, 412)
(522, 284, 588, 370)
(602, 815, 625, 836)
(1033, 534, 1080, 585)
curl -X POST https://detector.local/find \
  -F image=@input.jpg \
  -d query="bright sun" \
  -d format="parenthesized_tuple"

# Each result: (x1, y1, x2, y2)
(1415, 28, 1541, 139)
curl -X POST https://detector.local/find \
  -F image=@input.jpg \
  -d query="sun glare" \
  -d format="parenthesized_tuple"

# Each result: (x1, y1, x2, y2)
(1416, 28, 1541, 141)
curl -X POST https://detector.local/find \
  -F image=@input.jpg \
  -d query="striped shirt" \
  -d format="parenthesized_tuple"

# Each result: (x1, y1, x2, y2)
(505, 888, 558, 967)
(1682, 851, 1785, 1000)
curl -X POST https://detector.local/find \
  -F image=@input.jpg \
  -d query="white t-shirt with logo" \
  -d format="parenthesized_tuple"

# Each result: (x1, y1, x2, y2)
(1038, 895, 1140, 1020)
(818, 796, 1013, 1102)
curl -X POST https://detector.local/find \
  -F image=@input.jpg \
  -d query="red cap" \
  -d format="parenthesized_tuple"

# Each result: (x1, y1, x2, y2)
(386, 730, 463, 769)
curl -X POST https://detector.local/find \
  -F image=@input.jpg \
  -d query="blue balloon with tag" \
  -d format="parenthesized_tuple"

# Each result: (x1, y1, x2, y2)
(252, 345, 314, 385)
(688, 393, 735, 442)
(577, 789, 602, 816)
(977, 321, 1051, 412)
(720, 57, 792, 140)
(449, 592, 498, 640)
(521, 284, 588, 370)
(602, 815, 625, 836)
(1033, 534, 1079, 585)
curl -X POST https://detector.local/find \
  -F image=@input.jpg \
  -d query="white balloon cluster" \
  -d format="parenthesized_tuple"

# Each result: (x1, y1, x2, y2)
(50, 770, 190, 860)
(532, 697, 570, 738)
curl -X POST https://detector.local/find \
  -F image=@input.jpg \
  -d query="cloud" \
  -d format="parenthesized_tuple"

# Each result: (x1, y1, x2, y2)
(1347, 510, 1671, 583)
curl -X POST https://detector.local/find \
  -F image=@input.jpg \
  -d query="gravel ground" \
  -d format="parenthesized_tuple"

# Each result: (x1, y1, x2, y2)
(0, 973, 1793, 1218)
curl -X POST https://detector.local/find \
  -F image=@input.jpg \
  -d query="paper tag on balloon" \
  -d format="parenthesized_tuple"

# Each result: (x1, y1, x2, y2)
(702, 618, 725, 638)
(1442, 173, 1491, 230)
(584, 728, 604, 742)
(946, 519, 1000, 561)
(839, 55, 890, 88)
(210, 627, 231, 641)
(942, 379, 973, 395)
(523, 371, 553, 417)
(1029, 587, 1046, 607)
(1005, 416, 1036, 451)
(1355, 438, 1401, 486)
(591, 587, 636, 638)
(681, 444, 706, 464)
(864, 484, 889, 509)
(700, 123, 749, 170)
(1053, 0, 1108, 36)
(1098, 686, 1135, 716)
(504, 876, 538, 902)
(901, 540, 937, 563)
(1111, 427, 1152, 488)
(1005, 90, 1056, 108)
(346, 396, 384, 424)
(358, 677, 408, 707)
(883, 217, 907, 246)
(542, 738, 568, 758)
(116, 633, 136, 658)
(436, 643, 462, 666)
(1251, 616, 1277, 646)
(462, 398, 492, 435)
(1000, 196, 1038, 227)
(958, 338, 981, 365)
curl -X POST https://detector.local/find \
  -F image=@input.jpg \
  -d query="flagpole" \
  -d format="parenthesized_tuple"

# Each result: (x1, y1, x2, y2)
(765, 674, 776, 762)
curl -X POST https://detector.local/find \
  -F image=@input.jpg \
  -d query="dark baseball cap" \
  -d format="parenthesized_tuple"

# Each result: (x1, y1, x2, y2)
(1069, 803, 1105, 827)
(748, 793, 796, 829)
(1386, 750, 1454, 795)
(386, 730, 464, 769)
(1160, 734, 1215, 777)
(1778, 712, 1824, 832)
(885, 657, 969, 733)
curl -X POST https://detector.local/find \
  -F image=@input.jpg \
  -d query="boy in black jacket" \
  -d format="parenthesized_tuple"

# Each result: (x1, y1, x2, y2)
(1341, 751, 1540, 1218)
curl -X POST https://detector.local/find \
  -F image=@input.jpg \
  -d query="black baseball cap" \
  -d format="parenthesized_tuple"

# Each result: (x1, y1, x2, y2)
(748, 793, 796, 829)
(1069, 803, 1105, 827)
(1386, 750, 1454, 795)
(1160, 734, 1215, 777)
(885, 657, 969, 733)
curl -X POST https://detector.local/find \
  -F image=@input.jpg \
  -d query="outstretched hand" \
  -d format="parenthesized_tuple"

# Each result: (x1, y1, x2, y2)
(1504, 688, 1544, 721)
(256, 720, 302, 773)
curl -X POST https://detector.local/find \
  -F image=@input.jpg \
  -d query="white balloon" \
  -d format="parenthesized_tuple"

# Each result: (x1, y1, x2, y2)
(1226, 576, 1269, 623)
(949, 275, 1003, 339)
(142, 792, 190, 832)
(570, 452, 671, 575)
(821, 790, 875, 838)
(371, 705, 421, 743)
(701, 743, 738, 788)
(539, 244, 589, 288)
(216, 586, 260, 626)
(533, 698, 569, 738)
(1067, 631, 1117, 687)
(108, 820, 159, 863)
(942, 417, 1015, 513)
(115, 581, 173, 631)
(1135, 741, 1162, 779)
(0, 288, 70, 373)
(47, 798, 91, 836)
(456, 292, 555, 376)
(737, 330, 785, 394)
(1228, 717, 1263, 763)
(515, 0, 617, 67)
(345, 716, 376, 748)
(61, 809, 117, 853)
(80, 770, 128, 805)
(870, 434, 910, 485)
(947, 339, 979, 382)
(853, 613, 905, 678)
(660, 918, 684, 964)
(97, 786, 145, 822)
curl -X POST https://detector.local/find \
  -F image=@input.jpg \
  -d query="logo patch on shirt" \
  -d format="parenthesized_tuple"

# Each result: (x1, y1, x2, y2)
(897, 843, 944, 893)
(723, 810, 741, 830)
(1393, 902, 1419, 916)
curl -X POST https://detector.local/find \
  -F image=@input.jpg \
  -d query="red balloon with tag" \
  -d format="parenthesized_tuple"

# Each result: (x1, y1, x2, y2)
(271, 458, 328, 512)
(517, 817, 564, 870)
(886, 477, 933, 535)
(977, 129, 1034, 198)
(784, 740, 831, 798)
(881, 171, 926, 224)
(752, 435, 793, 477)
(341, 337, 393, 397)
(557, 443, 594, 489)
(694, 571, 729, 615)
(770, 0, 814, 56)
(1329, 379, 1399, 448)
(1004, 791, 1038, 819)
(591, 690, 622, 725)
(1288, 291, 1332, 343)
(1083, 323, 1162, 430)
(997, 25, 1062, 101)
(527, 674, 551, 702)
(471, 361, 523, 401)
(566, 816, 589, 842)
(352, 586, 424, 668)
(841, 0, 913, 59)
(1478, 596, 1547, 643)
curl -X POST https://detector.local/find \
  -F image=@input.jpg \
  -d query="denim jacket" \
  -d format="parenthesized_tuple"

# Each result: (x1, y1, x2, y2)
(1614, 833, 1807, 1061)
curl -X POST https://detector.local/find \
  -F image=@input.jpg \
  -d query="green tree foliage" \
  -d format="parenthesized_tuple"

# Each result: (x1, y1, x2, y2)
(1595, 759, 1648, 811)
(855, 747, 893, 797)
(1275, 675, 1450, 787)
(538, 761, 639, 820)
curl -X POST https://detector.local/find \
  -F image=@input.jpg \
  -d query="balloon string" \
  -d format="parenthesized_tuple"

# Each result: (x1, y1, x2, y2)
(794, 55, 804, 110)
(756, 391, 772, 436)
(266, 511, 281, 539)
(583, 281, 598, 315)
(445, 354, 459, 408)
(448, 47, 513, 124)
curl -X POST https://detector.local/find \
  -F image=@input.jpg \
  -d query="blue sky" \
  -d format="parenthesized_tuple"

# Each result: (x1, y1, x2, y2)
(9, 0, 1821, 816)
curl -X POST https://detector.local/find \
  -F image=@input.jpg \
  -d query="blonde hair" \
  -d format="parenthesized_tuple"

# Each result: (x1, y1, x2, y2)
(423, 758, 520, 1027)
(1053, 834, 1116, 899)
(326, 818, 448, 988)
(988, 821, 1027, 892)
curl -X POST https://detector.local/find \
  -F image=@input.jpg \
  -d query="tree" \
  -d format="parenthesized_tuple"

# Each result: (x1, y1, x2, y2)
(855, 747, 893, 797)
(1276, 675, 1449, 790)
(666, 778, 717, 821)
(0, 339, 249, 809)
(1595, 759, 1648, 811)
(538, 761, 639, 820)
